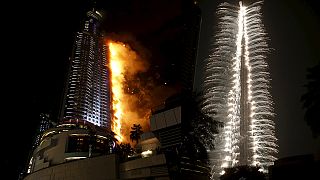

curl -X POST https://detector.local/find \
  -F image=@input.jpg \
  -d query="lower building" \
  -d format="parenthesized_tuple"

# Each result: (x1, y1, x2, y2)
(25, 120, 116, 177)
(150, 96, 211, 180)
(120, 154, 169, 179)
(24, 154, 119, 180)
(24, 95, 212, 180)
(268, 154, 320, 180)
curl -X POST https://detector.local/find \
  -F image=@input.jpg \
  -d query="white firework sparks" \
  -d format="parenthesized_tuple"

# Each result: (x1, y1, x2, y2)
(201, 1, 278, 178)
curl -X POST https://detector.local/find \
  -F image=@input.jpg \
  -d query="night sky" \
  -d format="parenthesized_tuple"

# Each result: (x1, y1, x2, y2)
(4, 0, 319, 179)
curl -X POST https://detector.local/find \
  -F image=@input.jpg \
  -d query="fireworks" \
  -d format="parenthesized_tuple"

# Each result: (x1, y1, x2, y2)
(201, 1, 277, 178)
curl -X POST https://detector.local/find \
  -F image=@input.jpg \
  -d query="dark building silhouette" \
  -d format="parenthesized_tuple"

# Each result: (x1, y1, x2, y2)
(150, 94, 211, 180)
(60, 8, 111, 128)
(180, 0, 202, 94)
(268, 154, 320, 180)
(141, 2, 210, 178)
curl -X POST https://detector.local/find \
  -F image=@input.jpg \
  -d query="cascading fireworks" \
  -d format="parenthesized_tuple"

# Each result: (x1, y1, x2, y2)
(201, 1, 278, 178)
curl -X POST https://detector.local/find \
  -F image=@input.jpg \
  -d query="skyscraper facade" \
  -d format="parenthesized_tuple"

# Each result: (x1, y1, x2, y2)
(32, 113, 54, 149)
(201, 1, 277, 178)
(60, 9, 111, 128)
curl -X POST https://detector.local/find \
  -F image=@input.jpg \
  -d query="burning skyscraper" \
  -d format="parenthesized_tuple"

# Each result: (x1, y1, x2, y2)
(60, 8, 111, 128)
(200, 1, 278, 178)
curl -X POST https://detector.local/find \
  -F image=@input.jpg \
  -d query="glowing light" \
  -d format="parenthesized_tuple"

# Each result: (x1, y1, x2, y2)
(95, 11, 102, 17)
(201, 1, 278, 178)
(107, 40, 151, 144)
(141, 150, 153, 158)
(65, 157, 87, 161)
(108, 42, 126, 142)
(27, 157, 33, 173)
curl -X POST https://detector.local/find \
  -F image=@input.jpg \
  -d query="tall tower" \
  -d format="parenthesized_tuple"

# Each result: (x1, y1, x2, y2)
(180, 0, 202, 94)
(60, 8, 111, 128)
(201, 1, 277, 178)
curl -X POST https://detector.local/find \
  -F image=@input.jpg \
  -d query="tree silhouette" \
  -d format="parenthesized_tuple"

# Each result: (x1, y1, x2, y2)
(179, 134, 209, 162)
(115, 143, 134, 162)
(178, 92, 222, 178)
(220, 165, 266, 180)
(186, 92, 223, 151)
(130, 124, 143, 144)
(301, 62, 320, 138)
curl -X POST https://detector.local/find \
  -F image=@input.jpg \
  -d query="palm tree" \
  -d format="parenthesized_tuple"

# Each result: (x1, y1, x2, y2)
(130, 124, 143, 144)
(186, 92, 223, 151)
(301, 62, 320, 138)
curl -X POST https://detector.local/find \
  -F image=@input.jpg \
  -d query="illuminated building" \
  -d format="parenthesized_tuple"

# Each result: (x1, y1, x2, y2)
(23, 7, 117, 180)
(22, 113, 55, 177)
(200, 1, 278, 178)
(32, 113, 54, 149)
(60, 8, 111, 128)
(24, 121, 117, 179)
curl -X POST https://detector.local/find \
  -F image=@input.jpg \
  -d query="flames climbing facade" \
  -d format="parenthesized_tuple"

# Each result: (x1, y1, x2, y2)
(107, 40, 151, 143)
(201, 1, 277, 177)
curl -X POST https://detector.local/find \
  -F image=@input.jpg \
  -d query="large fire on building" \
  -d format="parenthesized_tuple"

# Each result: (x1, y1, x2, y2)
(107, 40, 152, 144)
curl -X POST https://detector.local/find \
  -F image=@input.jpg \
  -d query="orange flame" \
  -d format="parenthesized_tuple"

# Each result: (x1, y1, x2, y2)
(109, 42, 125, 142)
(108, 40, 150, 144)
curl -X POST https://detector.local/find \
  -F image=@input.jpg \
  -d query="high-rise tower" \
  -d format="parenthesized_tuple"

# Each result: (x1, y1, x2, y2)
(60, 9, 111, 128)
(201, 1, 277, 178)
(180, 0, 201, 94)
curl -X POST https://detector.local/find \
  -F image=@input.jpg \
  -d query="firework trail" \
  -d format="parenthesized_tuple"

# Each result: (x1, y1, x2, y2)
(201, 1, 277, 178)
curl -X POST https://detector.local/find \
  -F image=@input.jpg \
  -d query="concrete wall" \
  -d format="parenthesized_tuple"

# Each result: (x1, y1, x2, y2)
(150, 106, 181, 131)
(119, 154, 169, 179)
(24, 154, 118, 180)
(46, 133, 68, 165)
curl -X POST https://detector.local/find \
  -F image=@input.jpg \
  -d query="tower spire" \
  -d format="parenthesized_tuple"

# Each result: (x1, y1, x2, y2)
(92, 0, 96, 11)
(201, 1, 277, 178)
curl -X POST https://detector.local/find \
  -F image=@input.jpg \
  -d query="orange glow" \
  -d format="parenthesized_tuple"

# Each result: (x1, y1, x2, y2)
(109, 42, 125, 142)
(108, 40, 150, 144)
